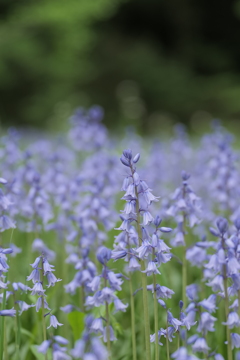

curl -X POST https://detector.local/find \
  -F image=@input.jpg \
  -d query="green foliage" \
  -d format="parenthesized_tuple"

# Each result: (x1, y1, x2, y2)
(0, 0, 120, 127)
(67, 311, 85, 341)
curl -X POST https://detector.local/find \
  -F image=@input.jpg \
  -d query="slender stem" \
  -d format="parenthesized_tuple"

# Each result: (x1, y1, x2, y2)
(237, 290, 240, 317)
(0, 274, 8, 360)
(3, 320, 8, 360)
(41, 258, 48, 360)
(166, 315, 170, 360)
(104, 274, 111, 360)
(81, 286, 85, 313)
(221, 236, 232, 360)
(223, 264, 232, 360)
(135, 191, 151, 360)
(153, 274, 159, 360)
(13, 292, 20, 360)
(182, 214, 187, 307)
(105, 301, 111, 360)
(129, 272, 137, 360)
(182, 251, 187, 306)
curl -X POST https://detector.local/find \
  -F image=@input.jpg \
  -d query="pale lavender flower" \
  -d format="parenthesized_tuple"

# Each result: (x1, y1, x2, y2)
(47, 315, 63, 329)
(37, 340, 51, 354)
(17, 301, 35, 315)
(90, 318, 104, 334)
(142, 261, 161, 276)
(230, 333, 240, 349)
(222, 311, 240, 328)
(192, 337, 210, 354)
(197, 312, 217, 333)
(198, 294, 217, 313)
(103, 325, 116, 342)
(167, 310, 182, 330)
(0, 308, 16, 317)
(186, 284, 199, 301)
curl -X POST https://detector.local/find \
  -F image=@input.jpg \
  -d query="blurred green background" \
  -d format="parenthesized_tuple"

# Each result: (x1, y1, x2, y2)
(1, 0, 240, 134)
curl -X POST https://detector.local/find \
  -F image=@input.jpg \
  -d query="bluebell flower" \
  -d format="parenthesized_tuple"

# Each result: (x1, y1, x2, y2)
(180, 311, 197, 330)
(107, 271, 123, 291)
(207, 275, 224, 292)
(60, 304, 75, 314)
(216, 217, 228, 235)
(0, 215, 16, 232)
(136, 240, 152, 259)
(0, 308, 16, 317)
(31, 282, 45, 296)
(197, 312, 217, 333)
(142, 261, 161, 276)
(90, 318, 104, 334)
(192, 337, 210, 354)
(167, 310, 182, 330)
(150, 330, 164, 345)
(87, 276, 101, 292)
(47, 314, 63, 329)
(30, 257, 41, 269)
(214, 354, 225, 360)
(103, 325, 116, 342)
(171, 346, 201, 360)
(222, 311, 240, 329)
(230, 333, 240, 349)
(198, 294, 217, 313)
(186, 284, 199, 301)
(113, 298, 128, 313)
(128, 256, 141, 271)
(27, 269, 40, 283)
(161, 326, 176, 342)
(46, 271, 62, 287)
(229, 299, 238, 312)
(186, 246, 207, 267)
(17, 301, 35, 315)
(37, 340, 51, 354)
(141, 211, 154, 226)
(227, 250, 240, 275)
(187, 334, 199, 345)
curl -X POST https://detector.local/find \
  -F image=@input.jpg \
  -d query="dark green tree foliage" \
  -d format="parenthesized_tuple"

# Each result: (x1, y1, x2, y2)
(0, 0, 119, 127)
(1, 0, 240, 130)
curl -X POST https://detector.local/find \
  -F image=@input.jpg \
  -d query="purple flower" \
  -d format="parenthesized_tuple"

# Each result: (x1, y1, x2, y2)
(167, 310, 182, 330)
(47, 315, 63, 329)
(198, 294, 217, 313)
(0, 308, 16, 317)
(230, 333, 240, 349)
(103, 325, 116, 342)
(192, 337, 210, 354)
(142, 261, 161, 276)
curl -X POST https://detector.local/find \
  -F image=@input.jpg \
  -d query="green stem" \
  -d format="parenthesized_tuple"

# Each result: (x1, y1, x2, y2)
(182, 214, 187, 307)
(105, 301, 112, 360)
(223, 264, 232, 360)
(0, 274, 8, 360)
(81, 286, 85, 313)
(13, 292, 20, 360)
(182, 250, 187, 306)
(104, 275, 111, 360)
(129, 272, 137, 360)
(41, 258, 48, 360)
(166, 315, 170, 360)
(153, 274, 159, 360)
(221, 234, 232, 360)
(135, 186, 151, 360)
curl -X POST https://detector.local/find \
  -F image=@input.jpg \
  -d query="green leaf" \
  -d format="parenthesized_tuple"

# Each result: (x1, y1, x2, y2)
(21, 328, 36, 340)
(67, 311, 85, 340)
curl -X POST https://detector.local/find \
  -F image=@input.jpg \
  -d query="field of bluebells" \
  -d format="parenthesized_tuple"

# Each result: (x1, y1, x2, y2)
(1, 108, 240, 360)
